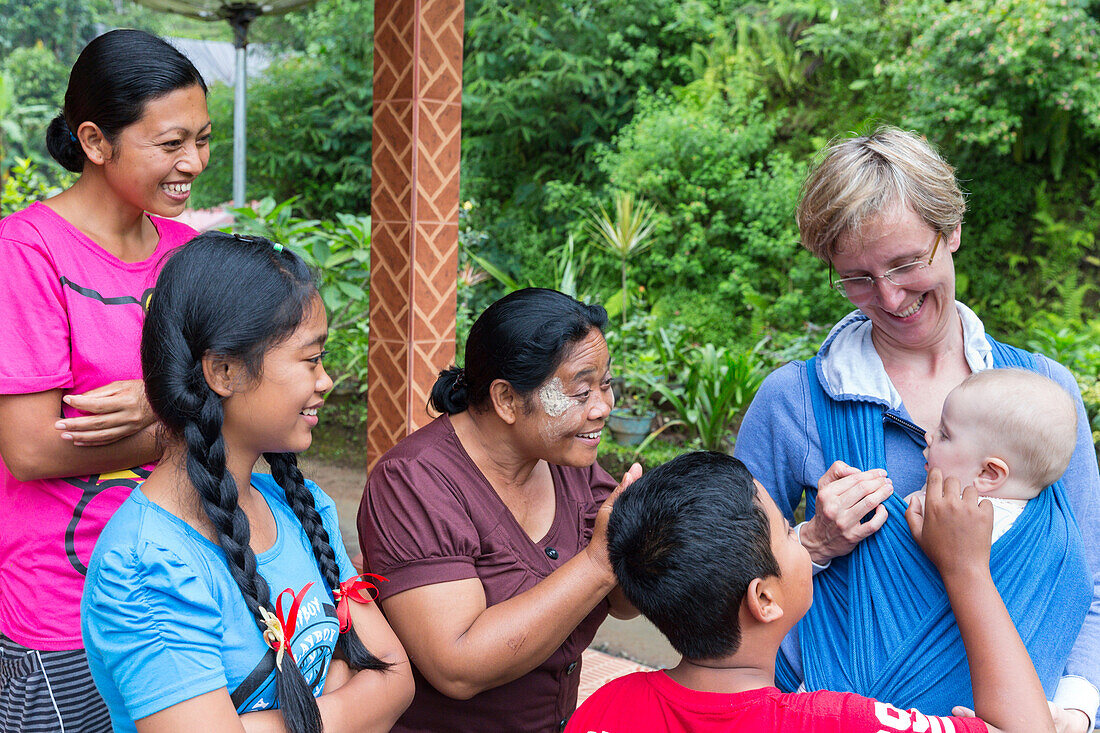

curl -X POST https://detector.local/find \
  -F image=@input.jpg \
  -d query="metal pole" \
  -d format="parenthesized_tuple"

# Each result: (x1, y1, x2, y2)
(229, 8, 258, 207)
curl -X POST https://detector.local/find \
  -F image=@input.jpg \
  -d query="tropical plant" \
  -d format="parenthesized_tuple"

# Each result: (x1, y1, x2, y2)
(585, 191, 657, 326)
(466, 233, 602, 304)
(645, 342, 765, 452)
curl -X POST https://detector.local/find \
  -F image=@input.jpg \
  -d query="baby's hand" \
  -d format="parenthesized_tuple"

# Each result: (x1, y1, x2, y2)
(903, 489, 924, 507)
(906, 469, 993, 579)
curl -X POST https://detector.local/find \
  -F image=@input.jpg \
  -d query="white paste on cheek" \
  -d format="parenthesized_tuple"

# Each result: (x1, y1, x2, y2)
(537, 378, 572, 418)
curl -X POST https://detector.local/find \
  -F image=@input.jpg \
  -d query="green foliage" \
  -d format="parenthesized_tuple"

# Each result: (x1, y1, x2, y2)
(591, 88, 843, 344)
(598, 435, 688, 477)
(645, 342, 765, 452)
(0, 73, 54, 170)
(2, 43, 67, 109)
(461, 0, 745, 298)
(191, 51, 372, 214)
(584, 191, 657, 324)
(462, 0, 733, 202)
(0, 0, 102, 61)
(1079, 377, 1100, 454)
(1025, 314, 1100, 380)
(0, 44, 67, 168)
(883, 0, 1100, 179)
(226, 197, 371, 391)
(186, 0, 373, 213)
(1, 157, 70, 216)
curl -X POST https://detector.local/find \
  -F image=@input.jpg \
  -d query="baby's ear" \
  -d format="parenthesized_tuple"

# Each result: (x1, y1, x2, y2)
(973, 456, 1009, 493)
(744, 576, 785, 624)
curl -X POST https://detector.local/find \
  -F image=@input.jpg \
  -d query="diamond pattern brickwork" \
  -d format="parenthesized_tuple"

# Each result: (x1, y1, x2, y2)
(367, 0, 464, 468)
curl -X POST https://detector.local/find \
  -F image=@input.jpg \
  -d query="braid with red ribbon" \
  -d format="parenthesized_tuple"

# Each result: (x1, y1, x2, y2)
(333, 573, 388, 634)
(266, 451, 392, 672)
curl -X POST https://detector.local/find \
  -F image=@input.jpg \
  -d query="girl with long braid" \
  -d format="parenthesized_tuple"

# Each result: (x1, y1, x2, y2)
(80, 232, 414, 732)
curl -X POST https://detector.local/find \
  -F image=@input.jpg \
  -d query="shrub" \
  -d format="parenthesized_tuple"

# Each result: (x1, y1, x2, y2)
(226, 198, 371, 391)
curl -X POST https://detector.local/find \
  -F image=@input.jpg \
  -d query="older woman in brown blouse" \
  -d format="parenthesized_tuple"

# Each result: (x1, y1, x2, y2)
(358, 288, 639, 732)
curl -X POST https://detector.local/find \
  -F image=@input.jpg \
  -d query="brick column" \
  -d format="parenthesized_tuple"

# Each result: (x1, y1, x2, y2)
(367, 0, 463, 467)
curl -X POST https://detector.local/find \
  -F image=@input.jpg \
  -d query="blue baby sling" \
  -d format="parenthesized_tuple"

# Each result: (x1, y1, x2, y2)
(776, 338, 1091, 714)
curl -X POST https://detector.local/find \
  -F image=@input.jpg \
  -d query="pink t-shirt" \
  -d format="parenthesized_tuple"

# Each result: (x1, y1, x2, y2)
(567, 672, 989, 733)
(0, 202, 196, 650)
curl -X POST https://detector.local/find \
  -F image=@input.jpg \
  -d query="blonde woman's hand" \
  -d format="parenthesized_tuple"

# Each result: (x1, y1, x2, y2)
(799, 461, 893, 564)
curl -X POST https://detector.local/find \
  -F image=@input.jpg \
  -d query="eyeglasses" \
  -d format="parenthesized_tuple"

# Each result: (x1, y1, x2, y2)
(829, 232, 943, 297)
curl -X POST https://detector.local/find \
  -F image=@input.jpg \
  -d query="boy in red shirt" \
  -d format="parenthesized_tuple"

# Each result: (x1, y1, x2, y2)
(568, 451, 1054, 733)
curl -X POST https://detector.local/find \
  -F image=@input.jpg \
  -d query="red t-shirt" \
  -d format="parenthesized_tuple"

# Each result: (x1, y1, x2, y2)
(359, 414, 617, 732)
(567, 672, 988, 733)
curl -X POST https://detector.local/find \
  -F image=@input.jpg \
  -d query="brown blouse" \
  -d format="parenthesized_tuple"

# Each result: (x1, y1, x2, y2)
(357, 415, 616, 732)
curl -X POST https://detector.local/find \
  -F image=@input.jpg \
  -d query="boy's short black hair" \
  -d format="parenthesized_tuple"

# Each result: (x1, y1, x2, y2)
(607, 451, 780, 660)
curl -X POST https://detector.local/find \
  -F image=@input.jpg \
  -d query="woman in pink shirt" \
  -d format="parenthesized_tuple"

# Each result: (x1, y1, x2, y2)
(0, 29, 209, 732)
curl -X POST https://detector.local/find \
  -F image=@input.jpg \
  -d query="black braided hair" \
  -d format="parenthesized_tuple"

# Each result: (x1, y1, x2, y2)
(142, 231, 384, 732)
(265, 452, 390, 671)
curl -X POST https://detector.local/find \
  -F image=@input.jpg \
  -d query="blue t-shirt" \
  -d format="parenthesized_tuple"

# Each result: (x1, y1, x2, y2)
(81, 473, 355, 731)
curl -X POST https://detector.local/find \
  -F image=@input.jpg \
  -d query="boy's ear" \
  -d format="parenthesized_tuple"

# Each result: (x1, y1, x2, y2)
(744, 576, 785, 624)
(489, 379, 520, 424)
(973, 456, 1009, 493)
(202, 353, 241, 398)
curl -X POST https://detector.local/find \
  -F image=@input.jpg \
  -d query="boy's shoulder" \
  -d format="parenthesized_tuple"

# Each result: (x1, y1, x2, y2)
(567, 672, 989, 733)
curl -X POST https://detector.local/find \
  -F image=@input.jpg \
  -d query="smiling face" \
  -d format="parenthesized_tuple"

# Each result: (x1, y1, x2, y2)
(221, 296, 333, 458)
(923, 390, 987, 487)
(517, 328, 614, 467)
(94, 84, 211, 216)
(831, 204, 961, 352)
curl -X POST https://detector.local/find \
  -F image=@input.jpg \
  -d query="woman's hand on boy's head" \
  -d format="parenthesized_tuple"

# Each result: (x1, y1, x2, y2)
(586, 463, 643, 581)
(906, 469, 993, 578)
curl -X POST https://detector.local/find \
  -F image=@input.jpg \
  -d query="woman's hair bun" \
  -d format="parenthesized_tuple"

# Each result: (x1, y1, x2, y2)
(429, 365, 468, 415)
(46, 114, 85, 172)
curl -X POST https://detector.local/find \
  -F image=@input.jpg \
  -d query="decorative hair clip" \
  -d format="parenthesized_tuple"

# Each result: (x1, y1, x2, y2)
(272, 243, 284, 252)
(259, 582, 314, 670)
(332, 573, 388, 634)
(451, 368, 466, 393)
(258, 606, 289, 671)
(232, 233, 263, 245)
(68, 129, 78, 143)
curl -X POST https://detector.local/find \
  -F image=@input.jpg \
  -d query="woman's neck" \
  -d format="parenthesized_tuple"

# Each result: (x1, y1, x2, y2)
(46, 173, 155, 261)
(870, 307, 966, 378)
(142, 440, 262, 542)
(450, 410, 540, 491)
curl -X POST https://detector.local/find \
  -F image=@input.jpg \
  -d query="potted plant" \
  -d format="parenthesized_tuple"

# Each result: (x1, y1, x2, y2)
(607, 369, 658, 446)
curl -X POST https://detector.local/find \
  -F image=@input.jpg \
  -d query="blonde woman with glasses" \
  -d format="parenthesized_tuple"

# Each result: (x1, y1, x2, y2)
(734, 126, 1100, 733)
